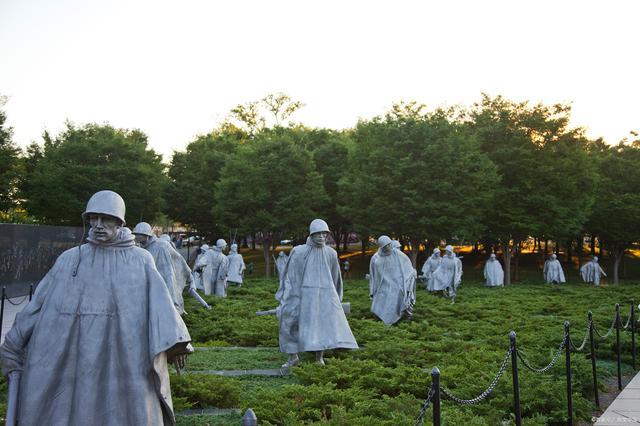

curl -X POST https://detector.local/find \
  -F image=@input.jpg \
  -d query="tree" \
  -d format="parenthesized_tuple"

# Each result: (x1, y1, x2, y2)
(165, 126, 245, 239)
(213, 128, 327, 277)
(227, 93, 304, 134)
(586, 137, 640, 283)
(468, 94, 596, 283)
(22, 123, 167, 225)
(0, 96, 22, 213)
(340, 102, 499, 267)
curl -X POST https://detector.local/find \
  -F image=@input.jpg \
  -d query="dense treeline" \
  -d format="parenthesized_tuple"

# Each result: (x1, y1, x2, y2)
(1, 93, 639, 281)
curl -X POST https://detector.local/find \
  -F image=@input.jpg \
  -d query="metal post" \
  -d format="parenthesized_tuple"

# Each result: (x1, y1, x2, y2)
(631, 300, 636, 370)
(29, 283, 33, 301)
(0, 286, 5, 335)
(564, 321, 573, 426)
(510, 331, 522, 426)
(616, 303, 622, 390)
(589, 312, 599, 407)
(432, 367, 441, 426)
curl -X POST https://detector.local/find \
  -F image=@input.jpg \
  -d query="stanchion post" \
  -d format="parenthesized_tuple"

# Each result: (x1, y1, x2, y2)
(564, 321, 573, 426)
(0, 286, 5, 335)
(29, 283, 33, 301)
(631, 300, 636, 370)
(615, 303, 622, 390)
(510, 331, 522, 426)
(589, 311, 599, 407)
(431, 367, 441, 426)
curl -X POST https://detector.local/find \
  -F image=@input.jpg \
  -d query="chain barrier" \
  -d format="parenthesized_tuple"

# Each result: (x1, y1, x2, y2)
(593, 315, 617, 339)
(414, 386, 435, 426)
(440, 346, 512, 405)
(4, 295, 29, 306)
(517, 334, 567, 373)
(569, 320, 591, 352)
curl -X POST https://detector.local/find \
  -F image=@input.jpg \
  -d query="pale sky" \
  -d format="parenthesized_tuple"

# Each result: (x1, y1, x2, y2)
(1, 0, 638, 160)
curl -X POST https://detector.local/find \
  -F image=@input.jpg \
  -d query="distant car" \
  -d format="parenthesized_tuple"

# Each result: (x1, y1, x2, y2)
(280, 239, 293, 245)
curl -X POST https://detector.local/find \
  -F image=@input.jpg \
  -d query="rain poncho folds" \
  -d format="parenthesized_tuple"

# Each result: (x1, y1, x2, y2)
(203, 246, 229, 297)
(369, 247, 416, 325)
(544, 256, 566, 284)
(227, 247, 246, 284)
(421, 250, 441, 291)
(275, 252, 288, 282)
(275, 237, 358, 354)
(144, 236, 185, 314)
(431, 253, 462, 292)
(484, 255, 504, 287)
(192, 248, 209, 291)
(0, 227, 191, 425)
(580, 259, 606, 285)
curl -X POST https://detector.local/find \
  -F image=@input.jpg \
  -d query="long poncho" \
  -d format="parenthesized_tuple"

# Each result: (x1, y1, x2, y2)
(421, 252, 441, 291)
(484, 257, 504, 287)
(203, 248, 228, 297)
(227, 249, 246, 284)
(275, 238, 358, 354)
(192, 251, 208, 291)
(431, 254, 462, 292)
(275, 253, 288, 282)
(145, 236, 185, 314)
(0, 228, 191, 425)
(544, 259, 566, 284)
(369, 248, 416, 325)
(580, 261, 606, 285)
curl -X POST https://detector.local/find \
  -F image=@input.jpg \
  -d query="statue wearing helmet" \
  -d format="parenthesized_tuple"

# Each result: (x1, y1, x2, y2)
(133, 221, 186, 314)
(368, 235, 416, 325)
(276, 219, 358, 367)
(227, 243, 246, 286)
(430, 245, 463, 301)
(202, 238, 229, 297)
(0, 190, 192, 425)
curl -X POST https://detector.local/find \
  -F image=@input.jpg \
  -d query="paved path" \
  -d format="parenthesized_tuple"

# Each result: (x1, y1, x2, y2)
(1, 296, 29, 343)
(595, 371, 640, 425)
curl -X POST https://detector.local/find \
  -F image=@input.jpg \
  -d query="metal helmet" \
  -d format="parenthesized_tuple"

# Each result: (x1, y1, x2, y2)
(377, 235, 392, 248)
(200, 244, 210, 251)
(82, 190, 126, 225)
(231, 243, 238, 251)
(391, 240, 401, 249)
(216, 239, 227, 249)
(278, 251, 285, 257)
(593, 256, 598, 262)
(490, 253, 496, 259)
(445, 245, 454, 253)
(132, 222, 154, 237)
(433, 248, 441, 254)
(309, 218, 330, 235)
(159, 234, 171, 242)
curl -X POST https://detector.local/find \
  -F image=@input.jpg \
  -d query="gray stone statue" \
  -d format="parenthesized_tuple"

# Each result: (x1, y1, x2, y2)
(227, 243, 246, 286)
(431, 245, 462, 300)
(192, 244, 209, 291)
(203, 239, 229, 297)
(421, 248, 441, 291)
(275, 251, 288, 281)
(580, 256, 606, 286)
(133, 222, 185, 314)
(0, 190, 191, 425)
(276, 219, 358, 367)
(483, 253, 504, 287)
(544, 253, 566, 284)
(369, 235, 416, 325)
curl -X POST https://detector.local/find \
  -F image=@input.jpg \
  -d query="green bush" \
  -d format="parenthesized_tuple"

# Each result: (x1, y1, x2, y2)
(171, 374, 241, 408)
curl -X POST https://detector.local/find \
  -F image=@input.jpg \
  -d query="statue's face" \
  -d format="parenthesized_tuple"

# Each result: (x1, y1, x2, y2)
(310, 231, 329, 246)
(382, 244, 393, 255)
(135, 234, 150, 247)
(89, 214, 121, 243)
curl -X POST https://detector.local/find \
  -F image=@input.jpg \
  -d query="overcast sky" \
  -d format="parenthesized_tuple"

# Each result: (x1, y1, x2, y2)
(1, 0, 638, 160)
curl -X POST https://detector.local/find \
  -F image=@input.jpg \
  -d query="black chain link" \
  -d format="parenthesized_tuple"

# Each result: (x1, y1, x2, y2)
(569, 320, 591, 352)
(440, 346, 512, 405)
(593, 315, 617, 339)
(621, 304, 633, 330)
(518, 334, 566, 373)
(414, 386, 435, 426)
(4, 295, 29, 306)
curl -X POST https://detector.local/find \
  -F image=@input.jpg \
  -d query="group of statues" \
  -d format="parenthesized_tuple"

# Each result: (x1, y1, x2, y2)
(0, 189, 614, 424)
